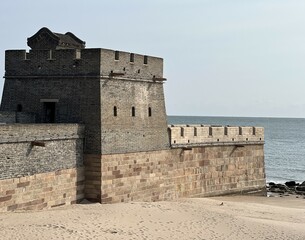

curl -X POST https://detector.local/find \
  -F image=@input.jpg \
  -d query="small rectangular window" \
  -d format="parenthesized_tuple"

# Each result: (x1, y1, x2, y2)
(132, 107, 135, 117)
(224, 127, 228, 135)
(75, 49, 81, 59)
(24, 52, 29, 60)
(144, 55, 148, 64)
(115, 51, 119, 60)
(252, 127, 256, 135)
(194, 127, 197, 136)
(17, 104, 23, 112)
(148, 107, 152, 117)
(43, 102, 56, 123)
(209, 127, 212, 136)
(239, 127, 242, 135)
(130, 53, 134, 62)
(180, 127, 184, 137)
(114, 106, 117, 117)
(48, 50, 53, 60)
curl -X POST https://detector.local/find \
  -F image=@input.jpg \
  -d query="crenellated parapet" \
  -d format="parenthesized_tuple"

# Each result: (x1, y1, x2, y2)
(5, 49, 101, 77)
(5, 48, 164, 81)
(168, 124, 264, 147)
(100, 49, 164, 81)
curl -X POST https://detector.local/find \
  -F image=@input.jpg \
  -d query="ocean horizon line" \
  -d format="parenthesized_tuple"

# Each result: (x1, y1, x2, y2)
(167, 115, 305, 120)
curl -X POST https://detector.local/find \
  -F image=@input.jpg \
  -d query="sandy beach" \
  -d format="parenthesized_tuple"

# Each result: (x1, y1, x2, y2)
(0, 196, 304, 240)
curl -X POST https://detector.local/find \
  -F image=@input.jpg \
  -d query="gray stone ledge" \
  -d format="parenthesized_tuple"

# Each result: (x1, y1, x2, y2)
(0, 124, 85, 143)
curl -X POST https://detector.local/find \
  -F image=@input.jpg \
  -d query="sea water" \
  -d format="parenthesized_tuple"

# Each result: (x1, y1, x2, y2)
(168, 116, 305, 183)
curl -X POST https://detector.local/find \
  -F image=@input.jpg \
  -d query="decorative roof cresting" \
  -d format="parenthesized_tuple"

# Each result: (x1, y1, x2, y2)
(27, 27, 86, 50)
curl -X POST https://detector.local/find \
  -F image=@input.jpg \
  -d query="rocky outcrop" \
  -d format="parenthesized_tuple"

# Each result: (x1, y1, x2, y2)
(267, 181, 305, 197)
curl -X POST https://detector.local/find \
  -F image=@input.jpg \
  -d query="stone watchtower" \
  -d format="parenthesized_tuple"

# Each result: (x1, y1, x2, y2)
(1, 28, 170, 201)
(0, 28, 266, 206)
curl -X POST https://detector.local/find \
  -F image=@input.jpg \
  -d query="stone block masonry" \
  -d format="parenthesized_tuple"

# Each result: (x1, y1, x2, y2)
(98, 144, 265, 203)
(0, 167, 84, 211)
(84, 154, 102, 201)
(101, 78, 169, 154)
(0, 124, 85, 211)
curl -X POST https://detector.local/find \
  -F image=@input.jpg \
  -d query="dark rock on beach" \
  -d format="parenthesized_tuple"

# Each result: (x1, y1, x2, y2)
(267, 181, 305, 197)
(285, 181, 296, 188)
(296, 186, 305, 192)
(268, 184, 289, 194)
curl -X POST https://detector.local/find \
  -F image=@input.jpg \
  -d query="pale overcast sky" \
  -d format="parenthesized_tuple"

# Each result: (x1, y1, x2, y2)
(1, 0, 305, 118)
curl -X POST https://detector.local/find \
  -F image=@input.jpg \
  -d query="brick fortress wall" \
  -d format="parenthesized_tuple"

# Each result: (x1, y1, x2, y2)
(88, 144, 265, 203)
(99, 49, 169, 154)
(0, 124, 85, 211)
(1, 48, 169, 155)
(85, 126, 265, 203)
(1, 49, 102, 153)
(0, 30, 266, 208)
